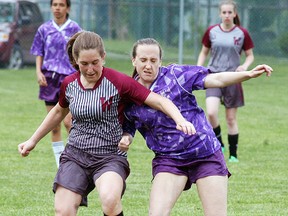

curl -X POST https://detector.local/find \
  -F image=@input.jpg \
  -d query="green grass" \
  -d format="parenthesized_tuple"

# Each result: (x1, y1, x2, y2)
(105, 39, 195, 63)
(0, 55, 288, 215)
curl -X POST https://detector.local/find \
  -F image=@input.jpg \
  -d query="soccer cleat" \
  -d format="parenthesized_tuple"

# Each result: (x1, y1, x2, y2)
(229, 156, 239, 163)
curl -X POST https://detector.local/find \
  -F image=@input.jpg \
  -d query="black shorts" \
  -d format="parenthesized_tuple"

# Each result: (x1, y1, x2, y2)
(53, 145, 130, 206)
(206, 83, 244, 108)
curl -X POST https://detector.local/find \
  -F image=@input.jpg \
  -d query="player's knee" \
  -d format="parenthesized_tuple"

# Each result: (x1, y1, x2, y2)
(149, 207, 171, 216)
(226, 117, 236, 127)
(207, 113, 218, 124)
(51, 125, 61, 136)
(55, 203, 79, 216)
(101, 193, 122, 215)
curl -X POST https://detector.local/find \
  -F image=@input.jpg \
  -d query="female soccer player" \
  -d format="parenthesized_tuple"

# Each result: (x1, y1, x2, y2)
(19, 31, 195, 216)
(197, 0, 254, 162)
(119, 38, 272, 216)
(30, 0, 81, 167)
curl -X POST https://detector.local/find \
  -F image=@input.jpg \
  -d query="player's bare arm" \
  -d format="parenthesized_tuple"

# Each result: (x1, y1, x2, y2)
(18, 104, 69, 157)
(204, 64, 273, 88)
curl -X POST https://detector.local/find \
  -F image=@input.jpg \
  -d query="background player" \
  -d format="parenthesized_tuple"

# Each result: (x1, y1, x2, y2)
(30, 0, 81, 167)
(197, 0, 254, 162)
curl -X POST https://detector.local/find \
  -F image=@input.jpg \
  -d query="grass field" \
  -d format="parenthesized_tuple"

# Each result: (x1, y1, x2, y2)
(0, 53, 287, 215)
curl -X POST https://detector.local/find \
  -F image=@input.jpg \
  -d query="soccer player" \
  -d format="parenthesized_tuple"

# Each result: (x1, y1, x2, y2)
(18, 31, 195, 216)
(197, 0, 254, 162)
(30, 0, 81, 168)
(119, 38, 272, 216)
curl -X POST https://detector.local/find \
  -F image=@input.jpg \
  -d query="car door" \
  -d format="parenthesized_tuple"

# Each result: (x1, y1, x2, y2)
(18, 1, 43, 64)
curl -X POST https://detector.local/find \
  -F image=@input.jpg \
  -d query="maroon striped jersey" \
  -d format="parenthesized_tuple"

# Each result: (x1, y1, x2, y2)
(59, 67, 150, 155)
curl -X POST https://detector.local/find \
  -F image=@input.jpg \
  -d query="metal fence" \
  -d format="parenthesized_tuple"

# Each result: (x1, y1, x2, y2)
(36, 0, 288, 61)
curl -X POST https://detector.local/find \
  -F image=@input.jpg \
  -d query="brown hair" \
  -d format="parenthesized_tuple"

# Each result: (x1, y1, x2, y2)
(131, 38, 162, 78)
(219, 0, 240, 26)
(67, 31, 105, 70)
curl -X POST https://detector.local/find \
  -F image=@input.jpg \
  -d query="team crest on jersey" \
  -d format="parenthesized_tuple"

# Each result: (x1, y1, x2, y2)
(234, 37, 241, 45)
(100, 96, 113, 112)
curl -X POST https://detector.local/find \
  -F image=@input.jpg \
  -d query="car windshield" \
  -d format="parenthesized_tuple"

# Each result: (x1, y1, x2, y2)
(0, 3, 14, 23)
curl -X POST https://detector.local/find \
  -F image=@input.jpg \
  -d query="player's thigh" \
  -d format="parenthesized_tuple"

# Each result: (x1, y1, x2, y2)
(206, 96, 221, 115)
(196, 175, 228, 216)
(150, 172, 187, 210)
(54, 185, 82, 214)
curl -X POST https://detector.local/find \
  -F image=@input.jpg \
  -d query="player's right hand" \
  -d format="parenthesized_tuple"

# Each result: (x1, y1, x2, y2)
(18, 140, 36, 157)
(36, 72, 48, 87)
(250, 64, 273, 78)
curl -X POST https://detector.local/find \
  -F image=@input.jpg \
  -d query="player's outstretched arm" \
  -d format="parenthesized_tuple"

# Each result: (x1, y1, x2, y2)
(18, 104, 69, 157)
(205, 64, 273, 88)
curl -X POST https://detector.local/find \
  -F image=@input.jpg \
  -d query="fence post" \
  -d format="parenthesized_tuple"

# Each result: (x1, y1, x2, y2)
(178, 0, 184, 64)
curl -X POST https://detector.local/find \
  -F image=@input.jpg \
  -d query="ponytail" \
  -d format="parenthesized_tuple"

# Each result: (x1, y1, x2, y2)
(66, 31, 83, 71)
(219, 0, 240, 25)
(234, 14, 241, 26)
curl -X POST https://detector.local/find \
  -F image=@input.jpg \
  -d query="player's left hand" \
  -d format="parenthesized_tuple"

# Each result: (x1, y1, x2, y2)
(250, 64, 273, 78)
(176, 121, 196, 135)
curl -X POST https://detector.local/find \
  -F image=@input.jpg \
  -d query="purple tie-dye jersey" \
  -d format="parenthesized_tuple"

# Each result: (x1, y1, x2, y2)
(30, 19, 81, 75)
(124, 64, 221, 159)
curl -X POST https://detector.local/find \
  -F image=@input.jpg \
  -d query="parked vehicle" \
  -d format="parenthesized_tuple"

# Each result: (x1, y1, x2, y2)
(0, 0, 43, 69)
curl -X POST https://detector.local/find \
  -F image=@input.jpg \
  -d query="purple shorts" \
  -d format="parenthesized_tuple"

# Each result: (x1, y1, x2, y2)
(53, 145, 130, 206)
(39, 71, 67, 104)
(152, 149, 230, 190)
(206, 83, 244, 108)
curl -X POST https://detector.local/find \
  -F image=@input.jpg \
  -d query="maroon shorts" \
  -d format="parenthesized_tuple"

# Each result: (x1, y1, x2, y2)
(39, 71, 67, 104)
(206, 83, 244, 108)
(53, 145, 130, 206)
(152, 149, 230, 190)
